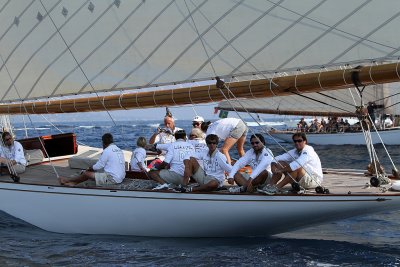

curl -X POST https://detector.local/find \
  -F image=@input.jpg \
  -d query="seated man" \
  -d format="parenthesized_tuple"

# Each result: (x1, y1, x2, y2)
(148, 130, 194, 189)
(228, 134, 274, 193)
(0, 132, 27, 174)
(266, 132, 323, 194)
(59, 133, 125, 186)
(183, 134, 232, 192)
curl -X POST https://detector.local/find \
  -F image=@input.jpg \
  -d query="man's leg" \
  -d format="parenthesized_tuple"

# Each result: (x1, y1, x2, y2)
(276, 168, 305, 189)
(220, 137, 237, 165)
(148, 170, 166, 184)
(233, 172, 248, 187)
(59, 170, 94, 186)
(192, 180, 219, 192)
(236, 134, 246, 157)
(251, 170, 270, 187)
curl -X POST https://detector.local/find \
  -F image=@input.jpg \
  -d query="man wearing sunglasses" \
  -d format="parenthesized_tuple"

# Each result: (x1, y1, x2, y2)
(0, 132, 27, 174)
(266, 132, 323, 194)
(227, 134, 274, 193)
(182, 134, 232, 192)
(192, 116, 204, 128)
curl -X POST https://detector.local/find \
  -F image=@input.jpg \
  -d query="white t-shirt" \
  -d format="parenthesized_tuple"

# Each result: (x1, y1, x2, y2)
(206, 118, 240, 140)
(163, 139, 194, 176)
(188, 139, 208, 166)
(130, 147, 146, 171)
(229, 147, 274, 179)
(92, 144, 126, 183)
(197, 150, 232, 185)
(274, 145, 323, 182)
(0, 141, 27, 166)
(153, 126, 183, 144)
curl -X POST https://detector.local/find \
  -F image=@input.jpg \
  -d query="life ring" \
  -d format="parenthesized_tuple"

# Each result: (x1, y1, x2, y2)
(391, 181, 400, 191)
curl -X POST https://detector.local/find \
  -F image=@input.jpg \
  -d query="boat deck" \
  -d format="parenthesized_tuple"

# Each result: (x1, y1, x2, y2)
(1, 158, 399, 195)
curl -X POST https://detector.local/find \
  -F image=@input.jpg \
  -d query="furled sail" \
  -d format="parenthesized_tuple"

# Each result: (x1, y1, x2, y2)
(1, 1, 400, 112)
(217, 82, 400, 116)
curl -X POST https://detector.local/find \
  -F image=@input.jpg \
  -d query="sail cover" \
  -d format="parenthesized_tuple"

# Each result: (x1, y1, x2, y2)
(218, 83, 400, 116)
(1, 0, 400, 102)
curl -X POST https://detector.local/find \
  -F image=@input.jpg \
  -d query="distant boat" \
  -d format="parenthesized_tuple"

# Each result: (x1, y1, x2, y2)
(245, 121, 286, 127)
(270, 127, 400, 145)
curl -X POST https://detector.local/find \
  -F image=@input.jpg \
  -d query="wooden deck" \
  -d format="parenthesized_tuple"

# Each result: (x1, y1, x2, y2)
(1, 158, 399, 196)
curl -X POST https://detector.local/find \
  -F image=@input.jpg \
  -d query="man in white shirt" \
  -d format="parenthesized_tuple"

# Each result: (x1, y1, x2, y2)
(0, 132, 27, 174)
(183, 134, 232, 192)
(267, 132, 323, 194)
(228, 134, 274, 193)
(149, 130, 194, 188)
(149, 115, 183, 145)
(59, 133, 126, 186)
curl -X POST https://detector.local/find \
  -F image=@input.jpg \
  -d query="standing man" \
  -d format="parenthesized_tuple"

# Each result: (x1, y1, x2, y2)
(228, 134, 274, 193)
(59, 133, 126, 186)
(183, 134, 232, 192)
(0, 132, 27, 174)
(265, 132, 323, 194)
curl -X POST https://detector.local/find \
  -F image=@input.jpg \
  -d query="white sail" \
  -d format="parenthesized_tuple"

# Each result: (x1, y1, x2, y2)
(1, 0, 400, 102)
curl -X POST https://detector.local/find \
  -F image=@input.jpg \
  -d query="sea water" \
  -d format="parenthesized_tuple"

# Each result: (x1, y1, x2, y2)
(1, 120, 399, 266)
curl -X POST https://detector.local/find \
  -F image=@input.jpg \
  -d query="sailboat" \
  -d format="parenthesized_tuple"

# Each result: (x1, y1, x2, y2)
(1, 1, 400, 237)
(217, 83, 400, 145)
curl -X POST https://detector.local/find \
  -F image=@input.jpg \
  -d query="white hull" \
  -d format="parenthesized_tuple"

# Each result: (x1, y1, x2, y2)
(0, 182, 399, 237)
(270, 127, 400, 145)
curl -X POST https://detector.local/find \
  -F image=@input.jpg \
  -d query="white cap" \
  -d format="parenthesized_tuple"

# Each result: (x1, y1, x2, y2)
(192, 116, 204, 122)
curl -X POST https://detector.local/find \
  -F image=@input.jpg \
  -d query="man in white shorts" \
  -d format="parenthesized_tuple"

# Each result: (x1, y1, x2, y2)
(266, 132, 323, 194)
(183, 134, 232, 192)
(149, 130, 194, 188)
(228, 134, 274, 193)
(59, 133, 126, 186)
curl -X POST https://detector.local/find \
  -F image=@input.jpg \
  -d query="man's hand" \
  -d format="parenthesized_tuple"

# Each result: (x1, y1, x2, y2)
(227, 178, 235, 185)
(10, 160, 16, 165)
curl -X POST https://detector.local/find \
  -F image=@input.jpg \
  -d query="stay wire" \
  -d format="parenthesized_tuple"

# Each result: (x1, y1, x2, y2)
(293, 92, 355, 114)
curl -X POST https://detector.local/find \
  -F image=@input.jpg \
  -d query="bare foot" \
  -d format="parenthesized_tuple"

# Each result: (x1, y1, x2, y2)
(63, 181, 77, 187)
(59, 176, 70, 185)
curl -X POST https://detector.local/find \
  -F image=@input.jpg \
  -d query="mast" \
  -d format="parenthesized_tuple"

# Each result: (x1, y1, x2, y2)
(0, 62, 399, 115)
